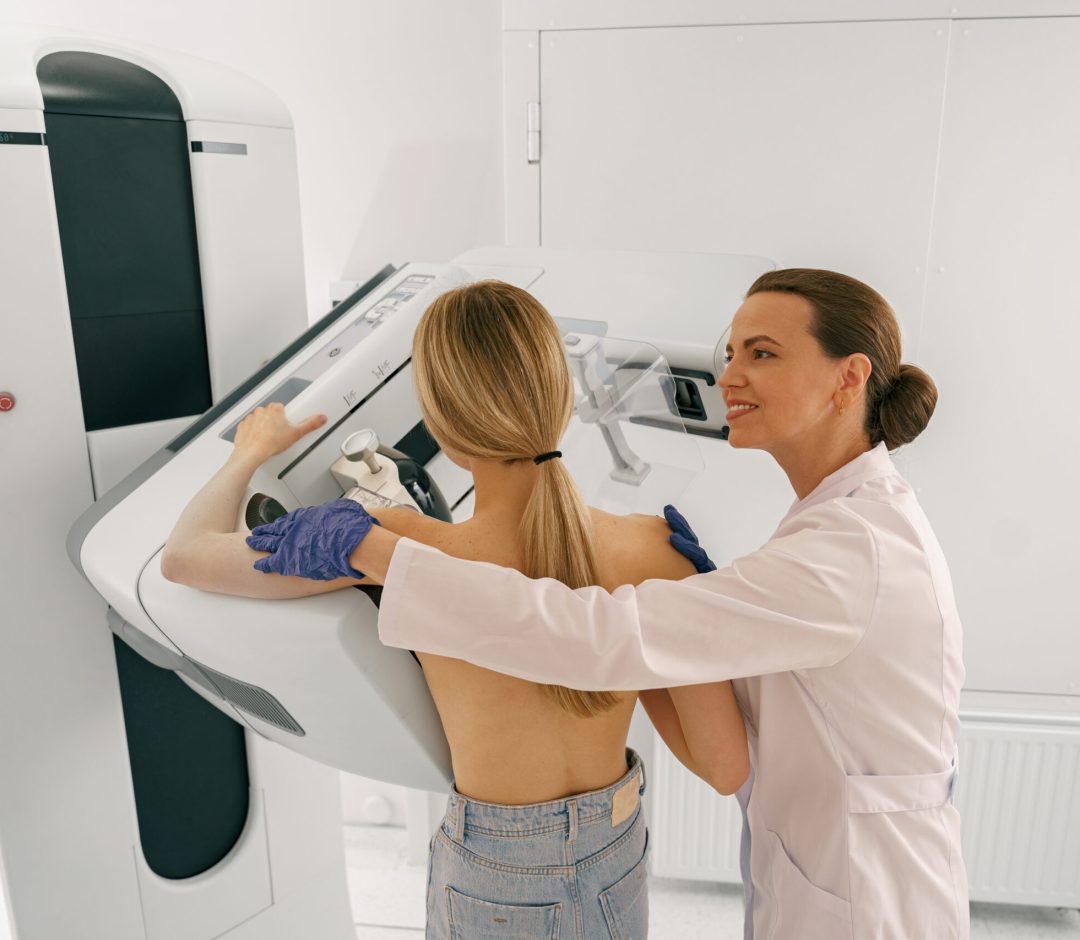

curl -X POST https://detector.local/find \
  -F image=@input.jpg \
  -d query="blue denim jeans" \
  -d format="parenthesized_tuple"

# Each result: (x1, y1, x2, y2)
(426, 750, 650, 939)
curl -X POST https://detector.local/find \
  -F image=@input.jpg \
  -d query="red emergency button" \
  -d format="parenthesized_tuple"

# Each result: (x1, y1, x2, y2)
(0, 392, 15, 412)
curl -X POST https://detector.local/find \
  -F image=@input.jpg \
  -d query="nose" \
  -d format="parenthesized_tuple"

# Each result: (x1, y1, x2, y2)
(717, 357, 745, 392)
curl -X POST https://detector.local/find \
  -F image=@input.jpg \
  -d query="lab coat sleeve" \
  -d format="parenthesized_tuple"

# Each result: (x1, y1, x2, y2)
(377, 502, 879, 690)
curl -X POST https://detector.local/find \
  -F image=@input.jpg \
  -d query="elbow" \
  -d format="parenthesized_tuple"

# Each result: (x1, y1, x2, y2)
(703, 756, 750, 797)
(160, 545, 189, 585)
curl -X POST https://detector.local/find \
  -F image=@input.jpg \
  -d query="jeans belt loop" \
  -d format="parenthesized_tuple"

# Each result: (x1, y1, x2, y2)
(628, 747, 646, 794)
(453, 797, 466, 844)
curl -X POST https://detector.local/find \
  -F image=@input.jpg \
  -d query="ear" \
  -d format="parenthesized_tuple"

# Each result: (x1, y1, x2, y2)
(441, 445, 472, 472)
(838, 353, 872, 395)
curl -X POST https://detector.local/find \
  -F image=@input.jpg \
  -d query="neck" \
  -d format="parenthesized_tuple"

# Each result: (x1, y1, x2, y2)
(468, 457, 541, 522)
(771, 425, 874, 501)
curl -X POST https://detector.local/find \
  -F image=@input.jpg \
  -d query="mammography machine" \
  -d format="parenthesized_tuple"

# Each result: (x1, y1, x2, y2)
(0, 27, 352, 940)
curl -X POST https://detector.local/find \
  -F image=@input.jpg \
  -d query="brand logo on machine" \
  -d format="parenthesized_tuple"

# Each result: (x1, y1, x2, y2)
(372, 359, 392, 380)
(343, 389, 358, 408)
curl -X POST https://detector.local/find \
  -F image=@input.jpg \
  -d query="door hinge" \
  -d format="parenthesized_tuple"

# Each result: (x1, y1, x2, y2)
(527, 101, 541, 164)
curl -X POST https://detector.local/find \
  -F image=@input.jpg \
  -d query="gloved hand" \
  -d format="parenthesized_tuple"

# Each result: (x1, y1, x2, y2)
(245, 499, 380, 580)
(664, 504, 717, 574)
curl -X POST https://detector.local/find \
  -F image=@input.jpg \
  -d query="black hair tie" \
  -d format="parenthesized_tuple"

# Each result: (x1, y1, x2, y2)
(533, 451, 562, 465)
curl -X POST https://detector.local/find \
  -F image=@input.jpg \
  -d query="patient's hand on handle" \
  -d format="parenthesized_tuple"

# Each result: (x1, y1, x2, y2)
(232, 401, 327, 467)
(161, 404, 372, 598)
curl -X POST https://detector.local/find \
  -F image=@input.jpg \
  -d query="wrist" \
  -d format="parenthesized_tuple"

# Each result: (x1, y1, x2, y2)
(350, 523, 399, 584)
(227, 450, 264, 476)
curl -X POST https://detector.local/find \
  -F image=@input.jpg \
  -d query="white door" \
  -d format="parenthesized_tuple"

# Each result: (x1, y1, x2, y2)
(535, 20, 950, 339)
(513, 16, 1080, 890)
(910, 17, 1080, 699)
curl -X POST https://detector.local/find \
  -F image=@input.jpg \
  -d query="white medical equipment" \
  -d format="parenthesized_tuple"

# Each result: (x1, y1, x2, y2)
(0, 27, 351, 940)
(71, 265, 465, 790)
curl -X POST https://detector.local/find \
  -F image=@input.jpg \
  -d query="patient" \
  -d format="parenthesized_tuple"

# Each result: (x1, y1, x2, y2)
(162, 280, 748, 939)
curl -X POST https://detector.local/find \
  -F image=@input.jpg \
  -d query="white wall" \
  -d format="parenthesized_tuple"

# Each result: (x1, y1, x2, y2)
(0, 855, 10, 940)
(2, 0, 505, 321)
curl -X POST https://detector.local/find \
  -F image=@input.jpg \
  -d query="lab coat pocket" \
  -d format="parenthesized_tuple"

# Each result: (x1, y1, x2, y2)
(599, 839, 649, 940)
(446, 887, 562, 940)
(765, 830, 851, 938)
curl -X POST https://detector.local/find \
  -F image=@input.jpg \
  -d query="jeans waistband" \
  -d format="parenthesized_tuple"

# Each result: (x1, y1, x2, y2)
(446, 749, 646, 839)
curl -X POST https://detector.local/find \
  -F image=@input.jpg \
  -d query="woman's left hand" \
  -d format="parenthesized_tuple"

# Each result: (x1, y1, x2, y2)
(232, 403, 327, 468)
(664, 504, 717, 574)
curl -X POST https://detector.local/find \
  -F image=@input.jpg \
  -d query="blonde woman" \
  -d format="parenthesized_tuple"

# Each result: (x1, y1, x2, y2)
(162, 280, 749, 939)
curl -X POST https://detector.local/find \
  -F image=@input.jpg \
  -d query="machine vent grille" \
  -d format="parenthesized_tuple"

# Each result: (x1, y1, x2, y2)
(188, 660, 305, 737)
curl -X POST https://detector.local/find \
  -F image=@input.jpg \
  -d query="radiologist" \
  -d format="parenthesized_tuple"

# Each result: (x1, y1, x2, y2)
(251, 268, 970, 939)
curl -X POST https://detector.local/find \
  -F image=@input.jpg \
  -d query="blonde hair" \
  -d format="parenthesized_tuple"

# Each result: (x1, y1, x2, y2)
(412, 280, 621, 719)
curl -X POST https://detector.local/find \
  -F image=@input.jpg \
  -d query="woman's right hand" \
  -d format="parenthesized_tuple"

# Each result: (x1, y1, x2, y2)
(231, 402, 327, 469)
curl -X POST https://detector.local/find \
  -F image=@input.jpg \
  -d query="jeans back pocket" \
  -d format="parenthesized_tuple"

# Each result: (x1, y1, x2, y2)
(598, 842, 649, 940)
(446, 887, 562, 940)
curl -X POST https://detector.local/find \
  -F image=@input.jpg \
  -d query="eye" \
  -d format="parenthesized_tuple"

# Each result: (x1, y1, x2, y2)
(721, 352, 734, 365)
(752, 348, 774, 360)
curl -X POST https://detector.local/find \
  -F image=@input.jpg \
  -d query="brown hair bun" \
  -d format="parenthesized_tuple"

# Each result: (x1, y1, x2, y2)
(875, 363, 937, 450)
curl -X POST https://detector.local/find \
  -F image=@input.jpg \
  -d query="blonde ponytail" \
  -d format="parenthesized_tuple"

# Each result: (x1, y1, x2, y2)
(520, 457, 621, 718)
(412, 281, 623, 719)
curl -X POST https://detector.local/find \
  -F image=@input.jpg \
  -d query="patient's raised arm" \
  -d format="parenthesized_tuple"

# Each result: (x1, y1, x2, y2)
(161, 404, 364, 599)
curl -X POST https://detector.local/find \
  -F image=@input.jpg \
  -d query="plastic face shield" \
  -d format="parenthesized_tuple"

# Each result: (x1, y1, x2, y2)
(559, 332, 704, 515)
(713, 323, 733, 380)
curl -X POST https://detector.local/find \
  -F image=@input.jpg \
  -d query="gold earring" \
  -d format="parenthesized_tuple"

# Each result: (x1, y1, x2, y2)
(838, 400, 845, 417)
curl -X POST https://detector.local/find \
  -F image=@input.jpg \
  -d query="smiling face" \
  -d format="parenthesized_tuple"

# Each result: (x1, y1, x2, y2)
(718, 291, 866, 464)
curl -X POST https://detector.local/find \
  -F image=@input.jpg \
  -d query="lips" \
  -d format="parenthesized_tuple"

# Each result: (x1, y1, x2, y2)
(726, 401, 758, 419)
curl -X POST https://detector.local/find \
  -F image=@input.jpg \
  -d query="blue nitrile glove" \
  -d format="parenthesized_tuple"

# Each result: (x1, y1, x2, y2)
(245, 498, 380, 580)
(664, 504, 717, 574)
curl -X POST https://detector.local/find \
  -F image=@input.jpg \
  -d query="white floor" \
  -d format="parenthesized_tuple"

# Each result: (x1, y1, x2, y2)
(346, 825, 1080, 939)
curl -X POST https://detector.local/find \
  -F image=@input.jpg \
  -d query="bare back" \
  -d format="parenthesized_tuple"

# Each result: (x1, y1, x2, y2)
(374, 506, 695, 804)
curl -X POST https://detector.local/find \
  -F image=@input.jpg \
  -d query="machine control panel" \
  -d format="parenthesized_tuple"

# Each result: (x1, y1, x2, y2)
(219, 274, 435, 443)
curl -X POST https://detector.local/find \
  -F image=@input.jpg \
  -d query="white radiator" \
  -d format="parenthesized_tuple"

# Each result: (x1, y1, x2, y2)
(957, 715, 1080, 905)
(648, 744, 743, 884)
(648, 715, 1080, 906)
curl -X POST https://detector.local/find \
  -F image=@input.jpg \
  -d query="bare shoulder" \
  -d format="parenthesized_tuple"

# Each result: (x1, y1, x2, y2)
(368, 508, 500, 565)
(368, 507, 455, 550)
(589, 507, 696, 587)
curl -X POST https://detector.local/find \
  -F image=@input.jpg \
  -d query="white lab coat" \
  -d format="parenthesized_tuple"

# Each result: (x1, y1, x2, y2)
(379, 444, 969, 938)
